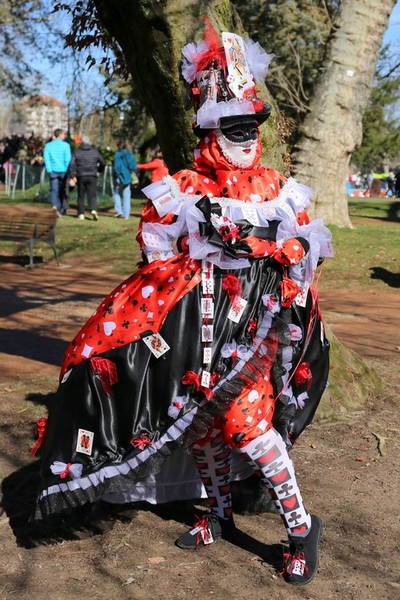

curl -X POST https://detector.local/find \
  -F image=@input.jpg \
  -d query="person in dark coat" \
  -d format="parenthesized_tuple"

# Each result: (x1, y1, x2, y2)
(394, 169, 400, 198)
(69, 136, 106, 220)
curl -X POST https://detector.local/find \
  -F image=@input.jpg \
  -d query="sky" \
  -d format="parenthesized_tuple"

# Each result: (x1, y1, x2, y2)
(14, 0, 400, 108)
(383, 0, 400, 48)
(31, 5, 108, 111)
(383, 0, 400, 47)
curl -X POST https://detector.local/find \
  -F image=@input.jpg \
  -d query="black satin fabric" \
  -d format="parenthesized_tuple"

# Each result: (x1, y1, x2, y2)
(36, 257, 329, 518)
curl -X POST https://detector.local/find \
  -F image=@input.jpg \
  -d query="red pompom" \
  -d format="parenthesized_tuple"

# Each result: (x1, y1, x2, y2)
(294, 362, 312, 389)
(222, 274, 242, 302)
(182, 370, 215, 400)
(182, 370, 201, 389)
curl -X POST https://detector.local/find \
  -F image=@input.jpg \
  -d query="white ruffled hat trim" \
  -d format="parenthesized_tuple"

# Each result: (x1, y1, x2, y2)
(195, 97, 256, 129)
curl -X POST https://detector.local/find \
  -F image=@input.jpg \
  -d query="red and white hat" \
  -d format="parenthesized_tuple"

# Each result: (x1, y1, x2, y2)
(181, 20, 274, 133)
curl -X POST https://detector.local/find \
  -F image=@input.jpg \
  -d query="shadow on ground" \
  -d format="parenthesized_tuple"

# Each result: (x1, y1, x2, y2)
(0, 328, 67, 365)
(1, 462, 282, 570)
(370, 266, 400, 288)
(0, 255, 44, 267)
(350, 200, 400, 223)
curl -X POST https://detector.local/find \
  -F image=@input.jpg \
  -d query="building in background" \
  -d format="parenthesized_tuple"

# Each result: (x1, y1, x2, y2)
(8, 95, 68, 139)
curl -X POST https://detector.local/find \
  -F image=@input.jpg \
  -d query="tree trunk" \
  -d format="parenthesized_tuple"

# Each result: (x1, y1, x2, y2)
(291, 0, 396, 226)
(93, 0, 284, 173)
(91, 0, 385, 416)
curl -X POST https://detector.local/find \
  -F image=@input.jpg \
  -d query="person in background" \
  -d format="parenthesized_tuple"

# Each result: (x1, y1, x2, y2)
(69, 136, 106, 221)
(395, 169, 400, 198)
(1, 157, 16, 184)
(385, 172, 395, 197)
(43, 128, 71, 216)
(138, 149, 169, 183)
(112, 140, 138, 219)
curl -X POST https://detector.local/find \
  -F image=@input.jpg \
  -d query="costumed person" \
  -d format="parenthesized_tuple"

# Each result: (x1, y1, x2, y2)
(33, 22, 333, 586)
(138, 149, 169, 183)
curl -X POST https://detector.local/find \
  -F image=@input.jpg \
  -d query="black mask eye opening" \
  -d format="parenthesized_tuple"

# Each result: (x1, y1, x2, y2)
(230, 129, 245, 138)
(221, 124, 258, 144)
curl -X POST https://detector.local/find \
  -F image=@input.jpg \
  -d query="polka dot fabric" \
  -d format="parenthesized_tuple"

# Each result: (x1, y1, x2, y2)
(174, 131, 286, 202)
(61, 257, 201, 378)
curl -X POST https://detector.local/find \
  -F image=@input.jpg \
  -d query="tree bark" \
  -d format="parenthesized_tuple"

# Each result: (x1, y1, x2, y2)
(291, 0, 396, 226)
(92, 0, 284, 173)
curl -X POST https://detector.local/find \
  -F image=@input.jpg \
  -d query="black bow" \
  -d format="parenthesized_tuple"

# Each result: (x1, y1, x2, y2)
(195, 196, 252, 259)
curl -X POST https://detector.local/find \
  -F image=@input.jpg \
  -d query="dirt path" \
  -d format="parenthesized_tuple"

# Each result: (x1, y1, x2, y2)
(0, 260, 399, 600)
(1, 261, 398, 379)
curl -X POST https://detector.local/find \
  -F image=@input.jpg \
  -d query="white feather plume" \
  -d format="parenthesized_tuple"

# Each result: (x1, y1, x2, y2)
(244, 39, 275, 83)
(181, 40, 209, 83)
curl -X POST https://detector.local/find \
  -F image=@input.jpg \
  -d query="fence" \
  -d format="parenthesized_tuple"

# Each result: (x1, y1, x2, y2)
(1, 163, 115, 199)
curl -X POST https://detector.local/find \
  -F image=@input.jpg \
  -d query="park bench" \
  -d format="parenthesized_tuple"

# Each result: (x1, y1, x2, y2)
(0, 205, 60, 268)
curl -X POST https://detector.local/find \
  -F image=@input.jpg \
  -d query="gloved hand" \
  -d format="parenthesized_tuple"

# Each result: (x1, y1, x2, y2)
(273, 237, 309, 266)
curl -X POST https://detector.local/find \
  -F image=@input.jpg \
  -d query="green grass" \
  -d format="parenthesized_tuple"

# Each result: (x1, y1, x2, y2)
(348, 197, 400, 221)
(0, 193, 146, 276)
(321, 198, 400, 290)
(1, 194, 399, 288)
(322, 223, 399, 289)
(55, 211, 143, 275)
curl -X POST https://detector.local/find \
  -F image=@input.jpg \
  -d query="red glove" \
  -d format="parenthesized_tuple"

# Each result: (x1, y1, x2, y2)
(273, 237, 308, 266)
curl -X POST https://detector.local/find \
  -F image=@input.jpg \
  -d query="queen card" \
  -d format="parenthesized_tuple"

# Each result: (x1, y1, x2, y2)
(76, 428, 94, 456)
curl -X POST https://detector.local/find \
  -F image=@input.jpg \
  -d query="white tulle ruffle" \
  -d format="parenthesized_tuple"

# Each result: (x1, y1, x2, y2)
(196, 97, 256, 129)
(243, 39, 275, 83)
(141, 177, 333, 284)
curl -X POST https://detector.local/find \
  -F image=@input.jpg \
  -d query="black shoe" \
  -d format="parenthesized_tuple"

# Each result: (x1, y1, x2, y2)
(175, 514, 235, 549)
(281, 514, 323, 585)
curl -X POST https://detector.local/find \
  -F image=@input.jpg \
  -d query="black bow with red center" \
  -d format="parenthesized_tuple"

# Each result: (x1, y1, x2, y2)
(196, 196, 252, 258)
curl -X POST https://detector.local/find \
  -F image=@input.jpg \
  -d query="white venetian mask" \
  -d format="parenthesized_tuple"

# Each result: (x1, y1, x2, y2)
(216, 130, 258, 168)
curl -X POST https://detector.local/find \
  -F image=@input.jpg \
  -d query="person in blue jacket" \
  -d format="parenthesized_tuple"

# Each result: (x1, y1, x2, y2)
(43, 128, 72, 215)
(112, 140, 138, 219)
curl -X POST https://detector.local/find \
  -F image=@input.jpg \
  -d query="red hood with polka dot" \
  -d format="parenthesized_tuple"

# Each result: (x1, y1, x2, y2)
(175, 131, 286, 202)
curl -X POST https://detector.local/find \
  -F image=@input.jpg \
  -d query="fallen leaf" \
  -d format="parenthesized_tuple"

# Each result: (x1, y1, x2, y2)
(148, 556, 166, 565)
(355, 455, 367, 462)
